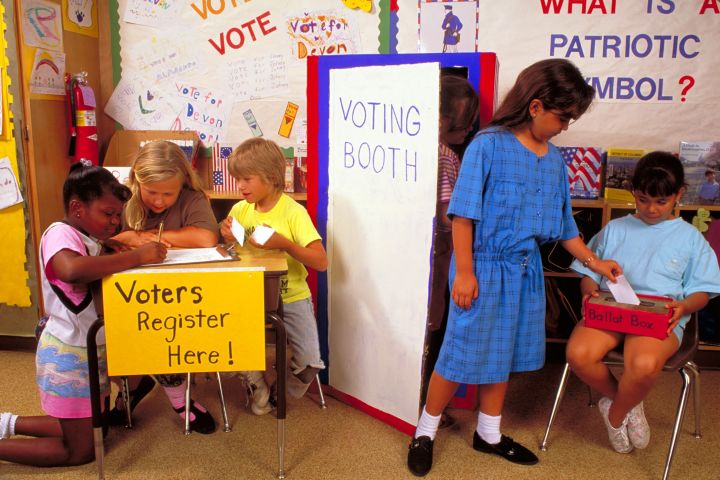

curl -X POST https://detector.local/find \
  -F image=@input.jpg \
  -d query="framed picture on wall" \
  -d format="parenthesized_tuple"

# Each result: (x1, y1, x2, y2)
(418, 0, 479, 53)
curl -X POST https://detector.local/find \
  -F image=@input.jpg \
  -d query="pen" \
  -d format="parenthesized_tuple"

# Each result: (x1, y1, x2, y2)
(157, 221, 164, 243)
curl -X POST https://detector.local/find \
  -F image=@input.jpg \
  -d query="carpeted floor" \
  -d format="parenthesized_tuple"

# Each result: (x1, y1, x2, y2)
(1, 348, 719, 479)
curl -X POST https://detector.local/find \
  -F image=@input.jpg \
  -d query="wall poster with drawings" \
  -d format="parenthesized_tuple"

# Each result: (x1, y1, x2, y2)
(110, 0, 382, 150)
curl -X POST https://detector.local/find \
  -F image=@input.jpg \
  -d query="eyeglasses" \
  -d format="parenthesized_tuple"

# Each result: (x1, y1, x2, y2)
(550, 110, 577, 126)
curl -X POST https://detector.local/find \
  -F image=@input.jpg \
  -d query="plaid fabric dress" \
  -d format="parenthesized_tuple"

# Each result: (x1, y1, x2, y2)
(435, 128, 578, 384)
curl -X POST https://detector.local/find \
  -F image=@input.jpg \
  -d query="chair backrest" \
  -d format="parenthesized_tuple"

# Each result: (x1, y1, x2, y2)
(603, 313, 698, 371)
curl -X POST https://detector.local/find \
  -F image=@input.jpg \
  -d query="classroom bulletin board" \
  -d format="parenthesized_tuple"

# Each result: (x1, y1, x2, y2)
(397, 0, 720, 152)
(0, 3, 31, 307)
(109, 0, 386, 151)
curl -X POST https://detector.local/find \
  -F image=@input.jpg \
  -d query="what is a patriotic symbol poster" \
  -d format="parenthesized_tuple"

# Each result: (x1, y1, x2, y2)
(559, 147, 603, 199)
(212, 143, 238, 193)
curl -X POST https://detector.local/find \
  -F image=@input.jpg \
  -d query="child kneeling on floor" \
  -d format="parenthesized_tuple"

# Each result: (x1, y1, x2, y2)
(220, 138, 328, 415)
(0, 164, 166, 466)
(566, 151, 720, 453)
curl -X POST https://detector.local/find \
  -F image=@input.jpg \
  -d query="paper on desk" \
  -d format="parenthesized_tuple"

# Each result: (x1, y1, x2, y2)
(146, 247, 231, 266)
(251, 225, 275, 245)
(607, 275, 640, 305)
(230, 218, 245, 247)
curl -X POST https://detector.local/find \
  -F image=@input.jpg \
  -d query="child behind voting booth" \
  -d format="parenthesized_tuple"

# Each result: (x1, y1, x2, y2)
(567, 151, 720, 454)
(220, 138, 328, 416)
(408, 59, 622, 477)
(110, 140, 220, 434)
(0, 164, 166, 467)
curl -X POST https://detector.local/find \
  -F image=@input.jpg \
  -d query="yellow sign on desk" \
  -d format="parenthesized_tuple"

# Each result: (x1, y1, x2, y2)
(102, 268, 265, 376)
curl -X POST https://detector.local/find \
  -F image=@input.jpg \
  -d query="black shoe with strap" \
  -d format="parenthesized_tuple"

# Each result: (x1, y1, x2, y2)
(472, 432, 538, 465)
(173, 400, 217, 434)
(108, 375, 156, 426)
(407, 435, 434, 477)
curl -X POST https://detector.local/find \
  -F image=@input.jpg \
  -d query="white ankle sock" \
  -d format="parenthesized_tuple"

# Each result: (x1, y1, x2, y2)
(415, 407, 442, 440)
(476, 411, 501, 444)
(0, 412, 18, 439)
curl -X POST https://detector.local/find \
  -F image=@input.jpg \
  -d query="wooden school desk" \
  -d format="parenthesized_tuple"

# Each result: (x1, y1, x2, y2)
(87, 247, 290, 479)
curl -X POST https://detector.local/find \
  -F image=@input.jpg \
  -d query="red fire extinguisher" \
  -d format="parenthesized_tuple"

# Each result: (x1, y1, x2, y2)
(65, 72, 99, 166)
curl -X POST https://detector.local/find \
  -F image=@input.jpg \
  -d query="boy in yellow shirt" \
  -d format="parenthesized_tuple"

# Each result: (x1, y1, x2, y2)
(220, 138, 328, 414)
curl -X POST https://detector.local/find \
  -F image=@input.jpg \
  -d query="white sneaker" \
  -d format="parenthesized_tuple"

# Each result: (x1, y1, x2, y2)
(627, 402, 651, 449)
(242, 371, 272, 416)
(598, 397, 633, 453)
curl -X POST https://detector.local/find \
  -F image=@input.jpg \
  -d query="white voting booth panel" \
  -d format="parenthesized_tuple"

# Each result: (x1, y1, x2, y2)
(326, 63, 439, 426)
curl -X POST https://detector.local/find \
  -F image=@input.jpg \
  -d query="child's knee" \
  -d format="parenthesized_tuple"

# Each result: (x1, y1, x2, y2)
(626, 354, 663, 380)
(565, 341, 596, 369)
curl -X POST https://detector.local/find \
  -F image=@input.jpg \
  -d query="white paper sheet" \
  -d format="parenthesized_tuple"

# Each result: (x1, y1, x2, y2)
(230, 218, 245, 247)
(251, 225, 274, 245)
(607, 274, 641, 305)
(146, 247, 231, 267)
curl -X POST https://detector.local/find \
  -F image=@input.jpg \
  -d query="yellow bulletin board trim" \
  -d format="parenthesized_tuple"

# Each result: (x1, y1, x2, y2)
(0, 2, 31, 307)
(102, 268, 266, 376)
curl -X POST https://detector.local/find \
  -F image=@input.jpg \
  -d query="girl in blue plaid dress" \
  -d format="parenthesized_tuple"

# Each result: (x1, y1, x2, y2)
(408, 59, 622, 476)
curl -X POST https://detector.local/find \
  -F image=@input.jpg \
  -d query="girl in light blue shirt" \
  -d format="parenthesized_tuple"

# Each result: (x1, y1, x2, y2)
(568, 151, 720, 454)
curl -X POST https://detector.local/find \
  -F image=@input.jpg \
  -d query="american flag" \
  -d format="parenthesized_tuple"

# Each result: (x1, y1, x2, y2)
(212, 143, 238, 193)
(559, 146, 603, 199)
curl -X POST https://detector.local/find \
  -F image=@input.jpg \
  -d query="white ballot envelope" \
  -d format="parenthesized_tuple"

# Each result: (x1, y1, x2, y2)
(606, 274, 640, 305)
(230, 218, 245, 247)
(251, 225, 275, 245)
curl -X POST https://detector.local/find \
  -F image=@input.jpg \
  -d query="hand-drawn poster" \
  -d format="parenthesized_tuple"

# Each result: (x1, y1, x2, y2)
(123, 0, 184, 28)
(62, 0, 98, 37)
(224, 54, 290, 102)
(22, 0, 64, 51)
(116, 0, 379, 148)
(419, 0, 478, 53)
(286, 11, 362, 60)
(0, 157, 23, 210)
(104, 76, 180, 130)
(170, 82, 232, 145)
(29, 49, 65, 95)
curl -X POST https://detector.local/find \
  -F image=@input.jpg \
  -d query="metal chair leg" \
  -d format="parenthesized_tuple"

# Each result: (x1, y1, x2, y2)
(215, 372, 231, 432)
(316, 374, 327, 409)
(662, 367, 692, 480)
(120, 377, 133, 428)
(184, 373, 192, 435)
(540, 362, 572, 451)
(686, 361, 701, 438)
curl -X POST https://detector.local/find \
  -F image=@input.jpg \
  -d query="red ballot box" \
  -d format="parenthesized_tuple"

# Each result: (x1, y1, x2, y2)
(584, 291, 673, 340)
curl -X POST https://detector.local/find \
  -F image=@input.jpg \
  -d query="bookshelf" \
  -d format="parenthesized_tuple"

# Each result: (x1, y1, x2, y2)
(544, 199, 720, 356)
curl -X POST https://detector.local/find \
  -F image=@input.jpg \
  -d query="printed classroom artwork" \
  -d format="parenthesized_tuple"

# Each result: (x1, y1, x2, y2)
(559, 146, 603, 199)
(22, 0, 64, 50)
(171, 83, 232, 145)
(679, 141, 720, 206)
(286, 11, 361, 60)
(418, 0, 478, 53)
(104, 76, 180, 131)
(62, 0, 98, 37)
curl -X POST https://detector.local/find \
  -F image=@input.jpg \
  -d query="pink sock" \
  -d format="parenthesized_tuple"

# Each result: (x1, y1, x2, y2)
(163, 383, 207, 421)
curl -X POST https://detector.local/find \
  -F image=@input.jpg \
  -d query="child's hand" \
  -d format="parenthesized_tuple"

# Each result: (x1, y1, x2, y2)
(220, 217, 236, 243)
(248, 230, 290, 251)
(134, 241, 167, 265)
(451, 272, 478, 309)
(592, 258, 622, 282)
(103, 238, 130, 253)
(665, 299, 687, 335)
(581, 288, 600, 303)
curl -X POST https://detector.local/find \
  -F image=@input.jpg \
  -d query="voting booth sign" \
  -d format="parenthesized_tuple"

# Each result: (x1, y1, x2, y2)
(102, 267, 265, 376)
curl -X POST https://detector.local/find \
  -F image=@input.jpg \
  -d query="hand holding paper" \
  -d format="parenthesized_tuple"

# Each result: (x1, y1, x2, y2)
(251, 225, 275, 246)
(607, 275, 640, 305)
